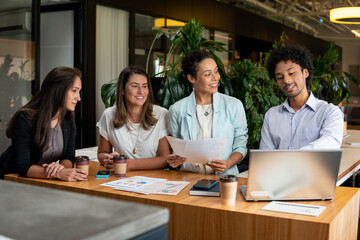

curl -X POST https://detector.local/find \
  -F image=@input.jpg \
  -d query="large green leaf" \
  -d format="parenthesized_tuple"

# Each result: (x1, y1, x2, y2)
(101, 79, 117, 108)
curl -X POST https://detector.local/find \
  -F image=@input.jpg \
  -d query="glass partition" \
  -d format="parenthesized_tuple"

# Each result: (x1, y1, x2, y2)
(134, 13, 160, 76)
(40, 10, 74, 84)
(214, 30, 232, 72)
(0, 1, 35, 152)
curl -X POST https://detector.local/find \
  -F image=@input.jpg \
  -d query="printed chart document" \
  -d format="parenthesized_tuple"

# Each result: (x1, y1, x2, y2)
(137, 181, 190, 195)
(262, 201, 326, 216)
(101, 176, 189, 195)
(166, 136, 229, 164)
(101, 176, 166, 190)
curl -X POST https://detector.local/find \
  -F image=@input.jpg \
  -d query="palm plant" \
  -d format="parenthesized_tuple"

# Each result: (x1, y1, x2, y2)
(230, 59, 283, 151)
(311, 41, 360, 105)
(149, 18, 233, 108)
(229, 34, 287, 154)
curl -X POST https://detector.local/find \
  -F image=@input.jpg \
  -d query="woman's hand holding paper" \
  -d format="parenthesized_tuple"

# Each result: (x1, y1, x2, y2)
(206, 159, 229, 174)
(167, 154, 186, 168)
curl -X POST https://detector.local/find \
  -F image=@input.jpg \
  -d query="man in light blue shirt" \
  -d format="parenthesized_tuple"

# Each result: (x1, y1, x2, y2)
(260, 45, 344, 149)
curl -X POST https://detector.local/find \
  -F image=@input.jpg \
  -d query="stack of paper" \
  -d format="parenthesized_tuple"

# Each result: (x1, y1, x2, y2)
(166, 136, 229, 164)
(262, 201, 326, 216)
(101, 176, 190, 195)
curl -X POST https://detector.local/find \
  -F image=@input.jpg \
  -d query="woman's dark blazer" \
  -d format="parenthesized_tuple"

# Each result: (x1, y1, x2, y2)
(0, 111, 75, 178)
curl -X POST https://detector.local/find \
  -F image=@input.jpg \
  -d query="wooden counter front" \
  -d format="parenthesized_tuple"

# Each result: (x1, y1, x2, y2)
(5, 162, 360, 240)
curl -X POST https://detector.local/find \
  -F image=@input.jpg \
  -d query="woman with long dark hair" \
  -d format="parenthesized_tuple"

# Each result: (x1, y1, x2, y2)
(0, 66, 87, 181)
(97, 65, 182, 171)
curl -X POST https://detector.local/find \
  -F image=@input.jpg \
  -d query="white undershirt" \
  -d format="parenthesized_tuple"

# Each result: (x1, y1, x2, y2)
(196, 104, 213, 140)
(187, 104, 214, 174)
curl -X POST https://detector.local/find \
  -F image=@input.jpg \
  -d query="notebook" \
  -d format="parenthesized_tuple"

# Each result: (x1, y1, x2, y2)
(240, 149, 342, 201)
(189, 182, 220, 197)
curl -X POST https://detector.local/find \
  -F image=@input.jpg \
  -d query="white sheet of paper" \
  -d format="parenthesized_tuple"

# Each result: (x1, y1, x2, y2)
(102, 176, 189, 195)
(134, 181, 190, 195)
(346, 142, 360, 146)
(262, 201, 326, 216)
(166, 136, 229, 164)
(101, 176, 167, 190)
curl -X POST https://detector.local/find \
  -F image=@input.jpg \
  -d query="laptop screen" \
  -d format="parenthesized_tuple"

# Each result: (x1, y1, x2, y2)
(243, 149, 342, 201)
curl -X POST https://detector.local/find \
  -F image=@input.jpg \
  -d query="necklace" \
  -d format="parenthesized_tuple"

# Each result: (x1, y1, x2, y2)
(203, 104, 212, 117)
(129, 123, 141, 154)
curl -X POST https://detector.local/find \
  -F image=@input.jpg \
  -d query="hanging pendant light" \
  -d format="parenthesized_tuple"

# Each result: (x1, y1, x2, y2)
(351, 30, 360, 37)
(330, 7, 360, 24)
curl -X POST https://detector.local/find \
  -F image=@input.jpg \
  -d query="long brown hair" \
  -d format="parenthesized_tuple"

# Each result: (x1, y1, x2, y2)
(6, 66, 82, 152)
(113, 65, 157, 130)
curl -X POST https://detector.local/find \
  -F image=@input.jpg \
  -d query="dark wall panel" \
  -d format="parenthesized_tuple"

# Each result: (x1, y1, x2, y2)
(166, 0, 192, 22)
(97, 0, 133, 10)
(234, 8, 328, 56)
(234, 8, 281, 43)
(213, 2, 234, 32)
(132, 0, 167, 16)
(279, 26, 328, 56)
(192, 0, 214, 28)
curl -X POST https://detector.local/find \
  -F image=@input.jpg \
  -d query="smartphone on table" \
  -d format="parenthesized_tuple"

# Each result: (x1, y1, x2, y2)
(96, 170, 111, 178)
(193, 179, 217, 189)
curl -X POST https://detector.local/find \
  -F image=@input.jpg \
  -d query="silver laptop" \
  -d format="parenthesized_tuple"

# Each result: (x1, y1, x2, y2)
(240, 149, 342, 201)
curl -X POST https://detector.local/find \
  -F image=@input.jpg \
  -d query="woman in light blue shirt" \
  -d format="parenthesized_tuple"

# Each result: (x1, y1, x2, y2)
(167, 50, 248, 175)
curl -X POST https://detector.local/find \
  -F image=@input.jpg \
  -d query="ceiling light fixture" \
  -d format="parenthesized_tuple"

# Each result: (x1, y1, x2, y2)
(351, 30, 360, 37)
(154, 18, 185, 28)
(330, 7, 360, 24)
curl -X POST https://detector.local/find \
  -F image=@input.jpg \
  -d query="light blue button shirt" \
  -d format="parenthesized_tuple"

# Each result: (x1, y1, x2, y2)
(168, 91, 248, 175)
(260, 92, 344, 149)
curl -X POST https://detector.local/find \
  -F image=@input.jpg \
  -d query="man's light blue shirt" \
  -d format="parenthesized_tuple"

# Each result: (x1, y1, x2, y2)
(168, 91, 248, 175)
(260, 91, 344, 149)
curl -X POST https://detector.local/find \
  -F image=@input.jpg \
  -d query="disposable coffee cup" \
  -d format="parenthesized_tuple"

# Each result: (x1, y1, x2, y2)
(113, 154, 127, 178)
(75, 156, 90, 175)
(219, 175, 238, 206)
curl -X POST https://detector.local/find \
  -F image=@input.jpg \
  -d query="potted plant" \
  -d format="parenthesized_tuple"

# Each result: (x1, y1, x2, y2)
(311, 41, 360, 105)
(101, 18, 232, 109)
(149, 18, 233, 108)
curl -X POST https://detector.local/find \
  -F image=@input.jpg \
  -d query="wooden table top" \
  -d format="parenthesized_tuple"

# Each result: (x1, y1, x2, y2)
(343, 129, 360, 148)
(338, 147, 360, 181)
(5, 161, 360, 224)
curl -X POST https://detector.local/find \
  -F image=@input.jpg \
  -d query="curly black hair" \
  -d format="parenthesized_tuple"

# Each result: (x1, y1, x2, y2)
(266, 44, 314, 87)
(182, 49, 213, 78)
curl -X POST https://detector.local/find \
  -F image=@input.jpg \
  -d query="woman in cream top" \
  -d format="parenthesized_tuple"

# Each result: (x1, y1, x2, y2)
(97, 65, 182, 171)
